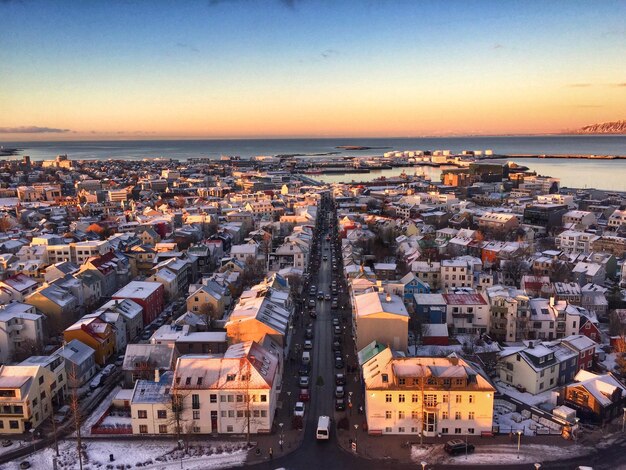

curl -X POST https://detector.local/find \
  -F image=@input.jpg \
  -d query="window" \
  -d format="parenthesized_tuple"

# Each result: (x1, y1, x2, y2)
(455, 412, 461, 420)
(385, 427, 392, 433)
(197, 377, 203, 386)
(442, 411, 449, 420)
(398, 378, 405, 385)
(455, 395, 462, 404)
(385, 411, 392, 419)
(227, 374, 236, 381)
(382, 374, 388, 383)
(260, 394, 267, 402)
(411, 427, 419, 433)
(424, 395, 437, 407)
(138, 410, 148, 419)
(237, 411, 244, 418)
(38, 376, 44, 385)
(236, 395, 244, 403)
(9, 421, 18, 429)
(253, 410, 260, 417)
(539, 382, 545, 390)
(192, 410, 200, 419)
(159, 425, 168, 434)
(398, 394, 405, 403)
(442, 394, 448, 403)
(540, 370, 545, 378)
(468, 412, 475, 420)
(385, 394, 392, 403)
(455, 428, 462, 434)
(412, 411, 419, 419)
(398, 411, 405, 419)
(469, 395, 474, 404)
(210, 394, 217, 403)
(227, 425, 233, 432)
(220, 395, 226, 402)
(228, 410, 234, 418)
(412, 394, 419, 403)
(468, 428, 475, 434)
(192, 394, 200, 409)
(157, 410, 167, 419)
(261, 410, 267, 417)
(441, 427, 448, 434)
(398, 427, 405, 433)
(221, 411, 227, 418)
(139, 425, 148, 434)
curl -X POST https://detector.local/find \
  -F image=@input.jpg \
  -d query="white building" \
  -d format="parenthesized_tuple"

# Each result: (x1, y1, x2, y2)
(359, 342, 495, 436)
(0, 302, 45, 363)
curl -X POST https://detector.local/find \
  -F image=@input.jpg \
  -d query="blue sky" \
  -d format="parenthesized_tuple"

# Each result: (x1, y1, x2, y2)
(0, 0, 624, 138)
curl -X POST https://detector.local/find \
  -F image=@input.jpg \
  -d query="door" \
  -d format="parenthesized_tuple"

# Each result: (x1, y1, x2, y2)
(211, 411, 218, 433)
(423, 411, 437, 435)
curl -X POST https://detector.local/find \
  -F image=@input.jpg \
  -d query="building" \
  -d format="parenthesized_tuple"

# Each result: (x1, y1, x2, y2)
(359, 342, 495, 436)
(498, 343, 561, 394)
(113, 281, 164, 325)
(0, 302, 45, 364)
(523, 204, 568, 231)
(440, 259, 473, 291)
(607, 209, 626, 230)
(63, 316, 116, 366)
(478, 212, 519, 233)
(130, 340, 280, 435)
(353, 292, 409, 352)
(54, 339, 97, 388)
(25, 284, 79, 334)
(442, 293, 489, 335)
(564, 370, 626, 423)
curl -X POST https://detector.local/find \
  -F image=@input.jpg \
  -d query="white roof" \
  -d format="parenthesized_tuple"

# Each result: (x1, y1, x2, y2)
(113, 280, 162, 299)
(354, 292, 408, 318)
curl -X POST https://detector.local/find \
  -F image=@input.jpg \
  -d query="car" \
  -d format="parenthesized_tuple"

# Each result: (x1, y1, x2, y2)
(317, 292, 324, 300)
(299, 376, 310, 388)
(334, 326, 341, 335)
(331, 280, 337, 287)
(332, 318, 340, 326)
(299, 388, 310, 401)
(309, 299, 316, 308)
(331, 301, 338, 309)
(325, 293, 331, 301)
(335, 386, 345, 398)
(19, 462, 31, 470)
(89, 374, 103, 389)
(294, 401, 305, 417)
(114, 355, 125, 367)
(309, 310, 317, 318)
(298, 364, 310, 376)
(101, 364, 116, 377)
(1, 440, 11, 447)
(140, 331, 151, 341)
(335, 399, 346, 411)
(305, 328, 314, 339)
(334, 358, 344, 369)
(335, 373, 346, 385)
(332, 341, 342, 352)
(309, 286, 317, 295)
(323, 256, 328, 261)
(333, 334, 342, 344)
(304, 340, 313, 350)
(444, 440, 475, 456)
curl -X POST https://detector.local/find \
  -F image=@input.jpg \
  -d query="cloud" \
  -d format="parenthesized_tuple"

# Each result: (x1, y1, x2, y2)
(610, 82, 626, 87)
(176, 42, 199, 53)
(321, 48, 338, 59)
(493, 44, 504, 49)
(566, 83, 592, 88)
(0, 126, 70, 134)
(572, 105, 603, 108)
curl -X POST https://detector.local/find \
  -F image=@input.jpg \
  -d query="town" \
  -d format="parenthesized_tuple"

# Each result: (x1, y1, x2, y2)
(0, 152, 624, 470)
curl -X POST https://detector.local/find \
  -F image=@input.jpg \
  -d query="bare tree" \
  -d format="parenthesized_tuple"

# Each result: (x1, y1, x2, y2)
(235, 358, 263, 445)
(197, 303, 216, 331)
(167, 379, 191, 445)
(502, 257, 528, 287)
(68, 367, 84, 470)
(12, 338, 43, 362)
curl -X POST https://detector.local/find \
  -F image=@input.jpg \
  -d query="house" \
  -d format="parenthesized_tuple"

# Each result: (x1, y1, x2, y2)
(64, 316, 116, 365)
(562, 334, 597, 372)
(150, 324, 228, 356)
(554, 282, 582, 305)
(122, 343, 176, 387)
(528, 297, 582, 341)
(130, 340, 280, 435)
(572, 261, 605, 286)
(440, 259, 473, 291)
(564, 370, 626, 423)
(478, 212, 519, 233)
(359, 342, 495, 436)
(442, 293, 489, 335)
(486, 286, 530, 343)
(0, 274, 39, 302)
(607, 209, 626, 230)
(562, 210, 596, 229)
(422, 324, 449, 346)
(0, 365, 55, 433)
(0, 302, 45, 364)
(186, 284, 226, 320)
(113, 281, 164, 325)
(374, 263, 397, 280)
(398, 273, 430, 307)
(25, 284, 79, 334)
(230, 243, 258, 264)
(54, 339, 97, 388)
(498, 343, 561, 394)
(353, 292, 409, 352)
(411, 261, 441, 291)
(96, 298, 144, 343)
(413, 293, 447, 324)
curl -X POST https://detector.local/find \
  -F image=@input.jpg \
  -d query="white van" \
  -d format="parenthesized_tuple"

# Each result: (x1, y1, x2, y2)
(302, 351, 311, 365)
(316, 415, 330, 440)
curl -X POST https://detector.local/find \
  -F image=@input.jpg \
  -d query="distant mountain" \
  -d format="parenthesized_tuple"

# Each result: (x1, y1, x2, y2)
(573, 120, 626, 134)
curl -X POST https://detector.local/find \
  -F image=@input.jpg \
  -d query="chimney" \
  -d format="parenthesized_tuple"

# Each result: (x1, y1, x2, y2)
(155, 369, 160, 383)
(549, 296, 555, 307)
(528, 341, 534, 349)
(385, 293, 391, 303)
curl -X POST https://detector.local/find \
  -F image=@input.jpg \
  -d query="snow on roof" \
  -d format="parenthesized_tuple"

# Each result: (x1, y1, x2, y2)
(572, 370, 626, 407)
(423, 323, 448, 337)
(3, 274, 38, 292)
(113, 280, 162, 299)
(0, 302, 40, 321)
(55, 339, 95, 364)
(443, 293, 487, 306)
(354, 292, 408, 318)
(414, 293, 446, 305)
(562, 334, 597, 351)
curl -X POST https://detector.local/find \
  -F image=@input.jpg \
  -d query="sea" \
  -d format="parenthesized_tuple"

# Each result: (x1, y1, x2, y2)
(2, 135, 626, 190)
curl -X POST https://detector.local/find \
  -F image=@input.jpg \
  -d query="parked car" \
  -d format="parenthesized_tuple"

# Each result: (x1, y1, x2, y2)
(309, 299, 316, 308)
(325, 293, 331, 301)
(294, 401, 305, 417)
(332, 341, 342, 352)
(305, 328, 314, 339)
(299, 376, 310, 388)
(309, 310, 317, 318)
(334, 357, 344, 369)
(332, 318, 339, 326)
(299, 388, 310, 402)
(1, 440, 11, 447)
(101, 364, 116, 377)
(335, 373, 346, 386)
(444, 440, 475, 456)
(317, 292, 324, 300)
(334, 326, 341, 335)
(304, 340, 313, 350)
(19, 462, 31, 469)
(89, 374, 103, 389)
(335, 386, 345, 398)
(335, 399, 346, 411)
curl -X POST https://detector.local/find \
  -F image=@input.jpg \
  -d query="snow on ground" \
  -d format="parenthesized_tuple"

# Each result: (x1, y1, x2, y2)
(494, 408, 536, 436)
(494, 380, 556, 407)
(0, 439, 248, 470)
(80, 386, 121, 436)
(602, 352, 618, 373)
(0, 441, 29, 457)
(410, 443, 594, 466)
(100, 414, 131, 427)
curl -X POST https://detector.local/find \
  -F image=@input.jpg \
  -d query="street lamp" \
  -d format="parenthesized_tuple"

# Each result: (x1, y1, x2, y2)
(29, 429, 35, 455)
(574, 418, 580, 441)
(421, 462, 427, 470)
(354, 424, 359, 453)
(623, 407, 626, 432)
(286, 391, 292, 414)
(516, 430, 522, 459)
(279, 422, 284, 451)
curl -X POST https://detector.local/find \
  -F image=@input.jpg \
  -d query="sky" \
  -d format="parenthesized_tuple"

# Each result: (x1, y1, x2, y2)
(0, 0, 624, 140)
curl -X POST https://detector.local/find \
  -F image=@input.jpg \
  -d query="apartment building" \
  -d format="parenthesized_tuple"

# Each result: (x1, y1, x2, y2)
(440, 259, 473, 291)
(0, 303, 45, 364)
(353, 292, 409, 352)
(130, 340, 280, 435)
(359, 342, 495, 436)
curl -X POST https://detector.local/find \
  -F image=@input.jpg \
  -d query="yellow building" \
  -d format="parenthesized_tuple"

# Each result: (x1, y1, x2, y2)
(359, 342, 495, 436)
(352, 292, 409, 352)
(64, 316, 115, 366)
